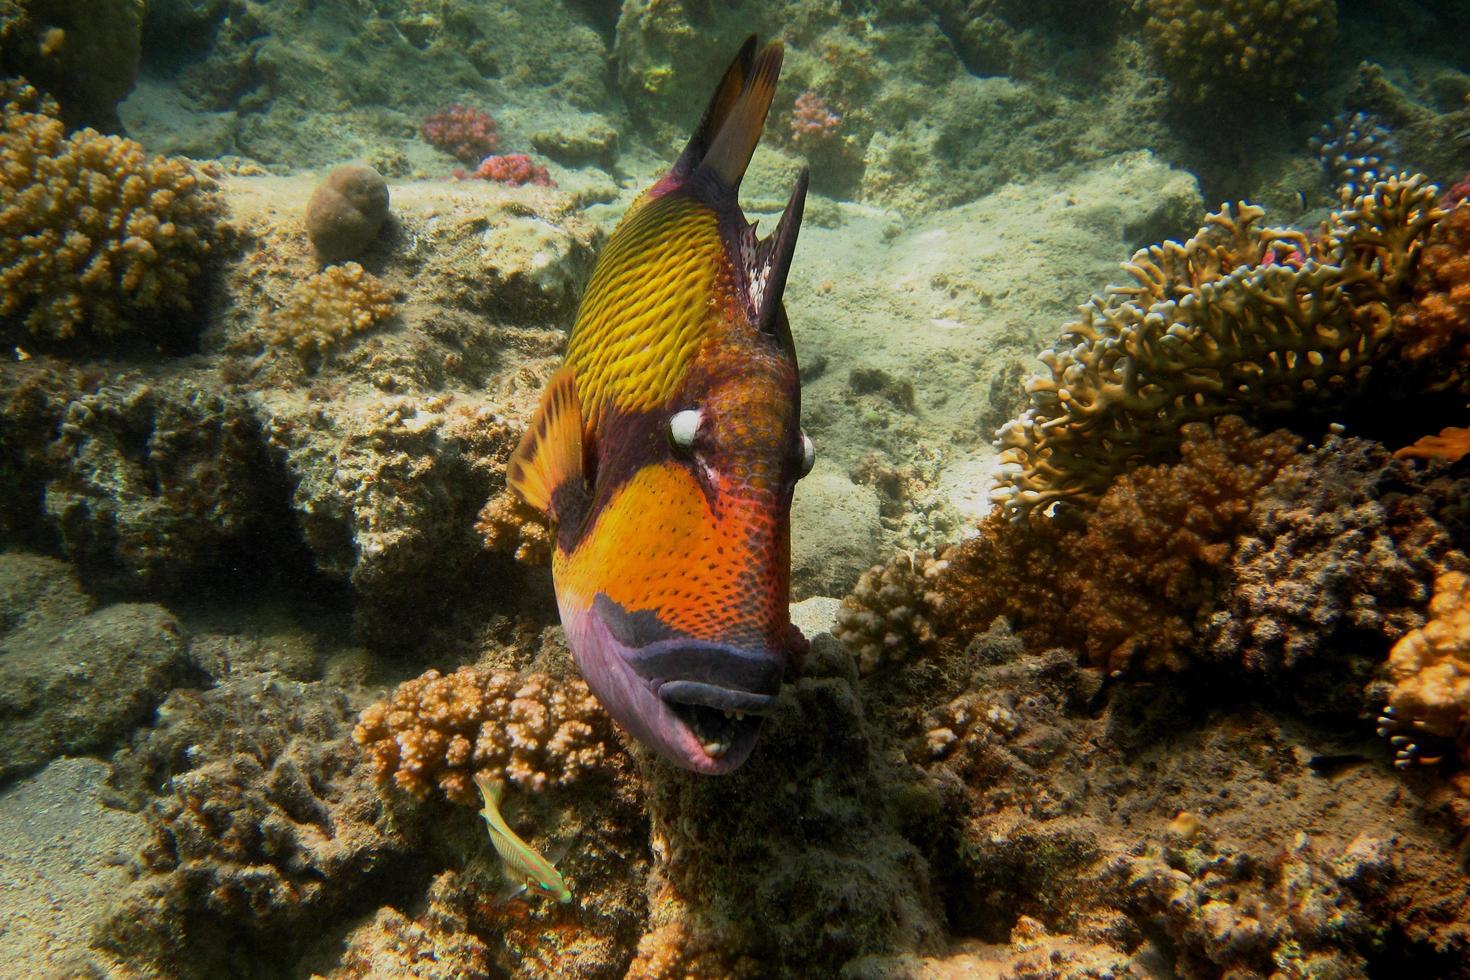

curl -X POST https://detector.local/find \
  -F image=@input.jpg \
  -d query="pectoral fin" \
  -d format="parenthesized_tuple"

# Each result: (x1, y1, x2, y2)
(507, 367, 589, 529)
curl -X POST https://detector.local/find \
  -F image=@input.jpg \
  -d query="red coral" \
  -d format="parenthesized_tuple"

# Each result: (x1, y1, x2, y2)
(471, 153, 553, 187)
(1441, 174, 1470, 209)
(789, 91, 841, 148)
(421, 104, 498, 164)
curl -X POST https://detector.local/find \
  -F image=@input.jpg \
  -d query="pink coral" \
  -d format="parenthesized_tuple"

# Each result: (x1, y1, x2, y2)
(421, 104, 498, 164)
(789, 91, 841, 147)
(464, 153, 553, 187)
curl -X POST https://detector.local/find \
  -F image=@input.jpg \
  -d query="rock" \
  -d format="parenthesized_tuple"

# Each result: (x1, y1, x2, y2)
(791, 461, 883, 598)
(0, 553, 191, 783)
(306, 164, 391, 263)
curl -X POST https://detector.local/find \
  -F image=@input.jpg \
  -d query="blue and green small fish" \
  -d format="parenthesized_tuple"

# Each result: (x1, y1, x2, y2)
(473, 772, 573, 904)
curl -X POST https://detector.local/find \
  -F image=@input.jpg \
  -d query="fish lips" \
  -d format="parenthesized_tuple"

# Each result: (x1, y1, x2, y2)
(561, 600, 783, 774)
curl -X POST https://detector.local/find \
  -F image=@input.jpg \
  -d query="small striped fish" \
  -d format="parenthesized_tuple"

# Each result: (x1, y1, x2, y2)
(473, 772, 572, 904)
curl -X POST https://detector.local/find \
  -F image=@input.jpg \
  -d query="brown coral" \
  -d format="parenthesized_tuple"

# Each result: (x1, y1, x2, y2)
(832, 552, 943, 674)
(0, 81, 219, 340)
(1392, 203, 1470, 366)
(352, 665, 614, 805)
(1385, 571, 1470, 764)
(475, 488, 551, 565)
(1141, 0, 1336, 104)
(266, 261, 394, 357)
(993, 176, 1444, 519)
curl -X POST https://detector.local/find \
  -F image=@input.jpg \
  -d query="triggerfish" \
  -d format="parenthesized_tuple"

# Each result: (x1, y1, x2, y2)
(507, 37, 813, 774)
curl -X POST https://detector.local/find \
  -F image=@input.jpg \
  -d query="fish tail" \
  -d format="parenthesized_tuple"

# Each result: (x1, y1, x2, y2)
(693, 38, 784, 191)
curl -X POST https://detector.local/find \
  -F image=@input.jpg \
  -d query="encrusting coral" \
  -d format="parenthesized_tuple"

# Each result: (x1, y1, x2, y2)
(993, 175, 1445, 519)
(1385, 571, 1470, 766)
(1, 80, 219, 340)
(1141, 0, 1336, 105)
(266, 261, 395, 357)
(352, 665, 614, 805)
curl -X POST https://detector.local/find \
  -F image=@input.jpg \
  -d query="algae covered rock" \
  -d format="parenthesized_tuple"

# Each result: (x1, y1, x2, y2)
(0, 0, 143, 130)
(0, 553, 190, 784)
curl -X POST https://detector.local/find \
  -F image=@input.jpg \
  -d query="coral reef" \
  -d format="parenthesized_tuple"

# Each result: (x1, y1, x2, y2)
(1385, 570, 1470, 766)
(993, 176, 1445, 519)
(465, 153, 553, 187)
(96, 673, 421, 978)
(1310, 111, 1399, 202)
(1204, 435, 1470, 694)
(306, 165, 390, 263)
(267, 262, 395, 358)
(1393, 202, 1470, 367)
(353, 665, 615, 805)
(0, 81, 219, 341)
(0, 553, 190, 784)
(789, 91, 841, 149)
(420, 104, 499, 164)
(832, 552, 942, 675)
(0, 0, 142, 130)
(1140, 0, 1335, 105)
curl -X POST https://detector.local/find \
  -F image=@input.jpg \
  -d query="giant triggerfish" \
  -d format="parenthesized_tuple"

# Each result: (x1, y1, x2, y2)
(508, 37, 812, 774)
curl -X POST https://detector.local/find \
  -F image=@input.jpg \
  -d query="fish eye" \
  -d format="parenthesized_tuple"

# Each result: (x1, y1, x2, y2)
(798, 431, 815, 477)
(669, 408, 701, 450)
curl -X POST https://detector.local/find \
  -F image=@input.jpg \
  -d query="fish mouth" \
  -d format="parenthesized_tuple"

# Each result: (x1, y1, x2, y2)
(561, 602, 784, 774)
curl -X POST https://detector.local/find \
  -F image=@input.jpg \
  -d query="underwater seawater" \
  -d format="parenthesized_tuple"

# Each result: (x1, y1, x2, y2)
(1, 0, 1469, 976)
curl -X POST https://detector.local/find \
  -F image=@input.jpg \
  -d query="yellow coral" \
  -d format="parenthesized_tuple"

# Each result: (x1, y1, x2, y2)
(1386, 571, 1470, 757)
(267, 262, 394, 356)
(0, 82, 218, 339)
(352, 665, 613, 805)
(1142, 0, 1336, 103)
(993, 175, 1444, 519)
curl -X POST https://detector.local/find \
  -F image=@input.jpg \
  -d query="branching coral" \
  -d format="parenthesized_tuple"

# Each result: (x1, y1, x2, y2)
(1392, 203, 1470, 366)
(420, 104, 498, 164)
(1384, 571, 1470, 766)
(475, 488, 551, 565)
(1, 81, 219, 340)
(353, 666, 614, 805)
(266, 262, 394, 357)
(832, 552, 943, 674)
(1141, 0, 1335, 104)
(993, 175, 1445, 519)
(1310, 111, 1398, 202)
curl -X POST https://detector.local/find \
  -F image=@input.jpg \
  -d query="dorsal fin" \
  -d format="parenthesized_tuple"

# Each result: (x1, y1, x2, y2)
(698, 40, 783, 190)
(506, 367, 586, 524)
(752, 166, 808, 336)
(670, 35, 758, 182)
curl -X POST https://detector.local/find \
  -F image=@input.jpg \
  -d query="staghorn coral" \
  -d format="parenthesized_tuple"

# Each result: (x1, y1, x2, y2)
(475, 488, 551, 565)
(832, 552, 943, 675)
(1392, 202, 1470, 366)
(993, 175, 1445, 519)
(1384, 571, 1470, 766)
(1141, 0, 1335, 105)
(352, 665, 614, 805)
(266, 262, 395, 357)
(0, 82, 219, 341)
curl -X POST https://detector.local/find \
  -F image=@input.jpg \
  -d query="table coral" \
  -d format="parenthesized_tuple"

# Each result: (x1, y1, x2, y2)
(1386, 571, 1470, 765)
(266, 262, 395, 357)
(993, 175, 1445, 519)
(0, 81, 219, 341)
(1141, 0, 1335, 105)
(353, 665, 614, 805)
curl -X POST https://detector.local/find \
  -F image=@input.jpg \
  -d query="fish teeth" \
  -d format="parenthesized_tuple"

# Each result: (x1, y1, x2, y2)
(734, 711, 745, 721)
(702, 740, 729, 758)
